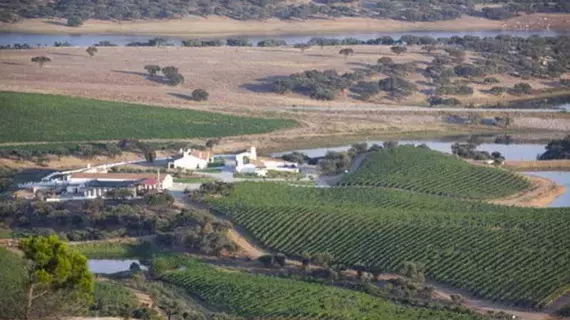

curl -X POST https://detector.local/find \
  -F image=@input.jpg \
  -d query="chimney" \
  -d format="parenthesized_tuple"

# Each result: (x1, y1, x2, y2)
(249, 146, 257, 160)
(157, 169, 161, 190)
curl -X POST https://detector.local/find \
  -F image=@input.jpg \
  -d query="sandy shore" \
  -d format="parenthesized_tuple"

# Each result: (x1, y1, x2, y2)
(504, 160, 570, 171)
(2, 14, 569, 37)
(493, 175, 566, 208)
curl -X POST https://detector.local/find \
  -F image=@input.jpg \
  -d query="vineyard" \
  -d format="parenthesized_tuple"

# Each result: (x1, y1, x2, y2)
(0, 91, 297, 143)
(340, 146, 530, 199)
(159, 257, 485, 320)
(205, 182, 570, 308)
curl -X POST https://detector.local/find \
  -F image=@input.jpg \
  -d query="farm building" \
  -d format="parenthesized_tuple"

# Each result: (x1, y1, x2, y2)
(64, 172, 173, 198)
(168, 148, 213, 170)
(235, 146, 298, 176)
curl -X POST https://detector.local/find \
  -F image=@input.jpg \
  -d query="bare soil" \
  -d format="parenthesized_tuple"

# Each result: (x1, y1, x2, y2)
(493, 174, 566, 208)
(504, 159, 570, 171)
(3, 14, 570, 37)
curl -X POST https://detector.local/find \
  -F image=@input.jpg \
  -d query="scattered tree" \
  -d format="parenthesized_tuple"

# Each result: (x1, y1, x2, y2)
(421, 44, 438, 54)
(192, 89, 209, 101)
(144, 148, 157, 163)
(338, 48, 354, 59)
(295, 43, 311, 53)
(31, 56, 51, 68)
(509, 82, 533, 95)
(144, 64, 161, 77)
(85, 46, 97, 58)
(391, 46, 407, 55)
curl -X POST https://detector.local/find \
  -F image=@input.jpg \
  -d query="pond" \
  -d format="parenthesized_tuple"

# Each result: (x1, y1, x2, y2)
(88, 259, 147, 274)
(523, 171, 570, 208)
(272, 139, 547, 161)
(0, 29, 566, 47)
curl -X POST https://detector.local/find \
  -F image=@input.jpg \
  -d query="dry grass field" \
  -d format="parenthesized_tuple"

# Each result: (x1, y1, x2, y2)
(2, 45, 570, 149)
(0, 45, 558, 111)
(2, 14, 570, 37)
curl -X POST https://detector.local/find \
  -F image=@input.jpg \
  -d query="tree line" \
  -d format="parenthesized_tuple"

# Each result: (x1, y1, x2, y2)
(3, 0, 569, 24)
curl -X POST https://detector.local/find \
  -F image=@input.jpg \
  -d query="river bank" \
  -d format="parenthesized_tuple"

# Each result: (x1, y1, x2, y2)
(2, 14, 569, 38)
(493, 174, 567, 208)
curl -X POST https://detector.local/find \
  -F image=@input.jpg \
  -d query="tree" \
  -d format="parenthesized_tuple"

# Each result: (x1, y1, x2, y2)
(510, 82, 532, 95)
(391, 46, 407, 55)
(66, 15, 83, 27)
(18, 235, 94, 320)
(421, 44, 437, 54)
(31, 56, 51, 68)
(192, 89, 209, 101)
(311, 252, 333, 267)
(162, 66, 184, 86)
(85, 46, 97, 58)
(205, 139, 221, 152)
(144, 65, 161, 77)
(144, 149, 157, 163)
(294, 43, 311, 53)
(338, 48, 354, 59)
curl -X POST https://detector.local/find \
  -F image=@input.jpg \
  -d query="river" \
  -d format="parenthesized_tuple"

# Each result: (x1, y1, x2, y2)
(272, 139, 547, 161)
(88, 259, 147, 274)
(0, 29, 567, 47)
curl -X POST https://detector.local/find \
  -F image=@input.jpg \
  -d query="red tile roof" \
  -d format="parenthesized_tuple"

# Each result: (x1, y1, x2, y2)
(190, 150, 212, 161)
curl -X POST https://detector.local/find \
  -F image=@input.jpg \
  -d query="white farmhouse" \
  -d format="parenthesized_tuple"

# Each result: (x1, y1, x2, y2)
(168, 148, 212, 170)
(234, 146, 298, 176)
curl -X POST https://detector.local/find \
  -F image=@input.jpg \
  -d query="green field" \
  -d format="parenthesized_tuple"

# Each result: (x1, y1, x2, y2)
(341, 146, 530, 199)
(0, 91, 297, 143)
(158, 256, 484, 320)
(205, 182, 570, 307)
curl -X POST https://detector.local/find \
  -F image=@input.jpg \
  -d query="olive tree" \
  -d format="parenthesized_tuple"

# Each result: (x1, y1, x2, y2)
(144, 64, 161, 76)
(31, 56, 51, 68)
(192, 89, 209, 101)
(338, 48, 354, 59)
(86, 46, 97, 58)
(390, 46, 407, 56)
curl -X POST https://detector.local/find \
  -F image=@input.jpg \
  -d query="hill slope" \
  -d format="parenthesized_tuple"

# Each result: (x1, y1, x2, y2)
(206, 182, 570, 307)
(340, 146, 530, 199)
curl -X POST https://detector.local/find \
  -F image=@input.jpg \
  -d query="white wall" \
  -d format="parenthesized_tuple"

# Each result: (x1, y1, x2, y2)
(171, 157, 208, 170)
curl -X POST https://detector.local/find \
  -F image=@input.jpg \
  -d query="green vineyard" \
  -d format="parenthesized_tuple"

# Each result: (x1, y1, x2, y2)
(160, 256, 485, 320)
(340, 146, 530, 199)
(205, 182, 570, 308)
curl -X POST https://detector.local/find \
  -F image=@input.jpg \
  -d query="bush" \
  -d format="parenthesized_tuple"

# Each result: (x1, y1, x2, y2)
(66, 15, 83, 27)
(509, 83, 532, 95)
(483, 77, 500, 84)
(192, 89, 209, 101)
(489, 86, 507, 95)
(257, 39, 287, 47)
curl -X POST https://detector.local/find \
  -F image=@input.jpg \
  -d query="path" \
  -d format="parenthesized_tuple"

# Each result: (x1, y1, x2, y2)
(283, 106, 566, 113)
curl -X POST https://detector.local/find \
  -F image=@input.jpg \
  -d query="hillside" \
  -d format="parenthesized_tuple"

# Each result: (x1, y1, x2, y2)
(205, 182, 570, 307)
(2, 0, 569, 24)
(159, 256, 486, 320)
(340, 145, 530, 199)
(0, 91, 296, 143)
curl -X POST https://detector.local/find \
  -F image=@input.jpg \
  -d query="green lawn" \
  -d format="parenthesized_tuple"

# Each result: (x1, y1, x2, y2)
(0, 91, 297, 143)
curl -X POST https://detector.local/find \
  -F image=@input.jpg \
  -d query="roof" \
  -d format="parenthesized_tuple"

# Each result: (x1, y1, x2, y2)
(190, 150, 212, 161)
(84, 180, 140, 189)
(141, 178, 158, 185)
(70, 173, 165, 182)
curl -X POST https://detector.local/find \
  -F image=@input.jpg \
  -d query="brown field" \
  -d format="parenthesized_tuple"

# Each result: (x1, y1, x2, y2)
(2, 45, 570, 153)
(2, 14, 570, 37)
(0, 45, 561, 111)
(504, 159, 570, 171)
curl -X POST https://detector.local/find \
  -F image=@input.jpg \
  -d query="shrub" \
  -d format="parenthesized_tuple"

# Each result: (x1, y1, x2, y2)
(483, 77, 500, 84)
(391, 46, 407, 55)
(66, 15, 83, 27)
(489, 86, 507, 95)
(257, 39, 287, 47)
(192, 89, 209, 101)
(509, 83, 532, 95)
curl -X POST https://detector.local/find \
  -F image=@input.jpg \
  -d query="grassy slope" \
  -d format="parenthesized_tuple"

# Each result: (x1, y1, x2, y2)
(206, 182, 570, 307)
(159, 256, 484, 320)
(341, 146, 530, 199)
(0, 91, 296, 143)
(0, 248, 27, 317)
